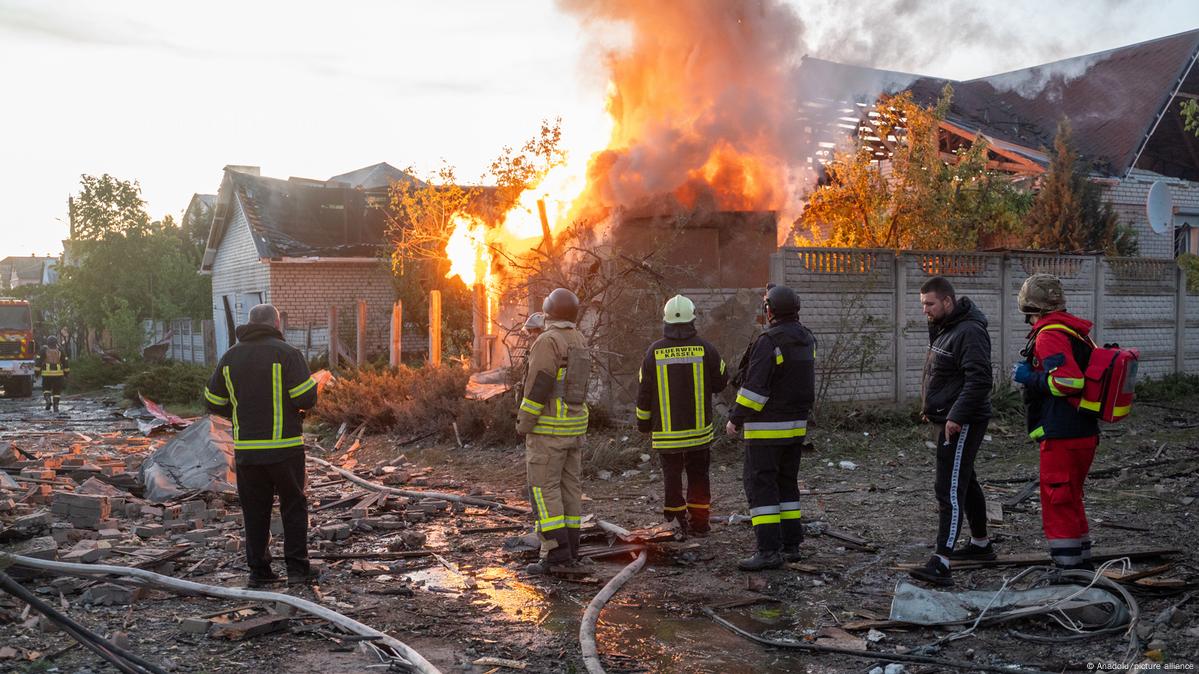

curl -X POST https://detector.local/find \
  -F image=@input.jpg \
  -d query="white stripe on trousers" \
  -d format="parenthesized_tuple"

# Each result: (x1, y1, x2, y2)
(946, 423, 970, 551)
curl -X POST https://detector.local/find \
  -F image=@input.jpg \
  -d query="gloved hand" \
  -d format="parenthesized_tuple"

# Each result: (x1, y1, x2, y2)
(1011, 362, 1034, 385)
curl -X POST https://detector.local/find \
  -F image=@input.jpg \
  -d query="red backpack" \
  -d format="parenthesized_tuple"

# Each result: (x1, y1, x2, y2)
(1036, 324, 1138, 423)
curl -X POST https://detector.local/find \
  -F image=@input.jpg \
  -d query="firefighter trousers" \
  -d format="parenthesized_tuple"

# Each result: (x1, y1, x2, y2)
(659, 447, 711, 532)
(42, 376, 65, 404)
(933, 421, 989, 555)
(1040, 436, 1098, 567)
(743, 442, 803, 553)
(526, 433, 583, 563)
(235, 452, 311, 576)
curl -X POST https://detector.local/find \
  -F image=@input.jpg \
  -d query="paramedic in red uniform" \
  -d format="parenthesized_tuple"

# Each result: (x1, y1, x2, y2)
(1011, 274, 1098, 570)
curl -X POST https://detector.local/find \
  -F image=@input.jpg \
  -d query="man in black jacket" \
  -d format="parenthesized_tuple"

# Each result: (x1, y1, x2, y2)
(910, 276, 994, 586)
(726, 285, 816, 571)
(636, 295, 728, 537)
(204, 304, 319, 587)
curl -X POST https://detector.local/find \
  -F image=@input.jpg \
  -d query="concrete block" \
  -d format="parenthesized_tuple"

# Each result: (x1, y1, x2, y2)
(97, 528, 123, 540)
(5, 535, 58, 561)
(135, 525, 167, 538)
(11, 510, 51, 532)
(81, 583, 136, 606)
(179, 617, 212, 635)
(61, 539, 112, 564)
(180, 528, 219, 543)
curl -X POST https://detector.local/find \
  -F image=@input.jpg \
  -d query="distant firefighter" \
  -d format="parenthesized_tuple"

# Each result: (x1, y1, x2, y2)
(34, 336, 69, 413)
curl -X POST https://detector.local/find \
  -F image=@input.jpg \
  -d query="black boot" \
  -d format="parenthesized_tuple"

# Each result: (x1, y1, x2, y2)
(908, 555, 953, 586)
(781, 545, 802, 563)
(567, 528, 581, 561)
(738, 550, 783, 571)
(52, 399, 59, 413)
(948, 541, 996, 561)
(248, 568, 282, 588)
(44, 395, 51, 411)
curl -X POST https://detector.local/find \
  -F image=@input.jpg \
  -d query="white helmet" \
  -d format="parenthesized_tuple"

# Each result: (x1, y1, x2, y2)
(662, 294, 696, 324)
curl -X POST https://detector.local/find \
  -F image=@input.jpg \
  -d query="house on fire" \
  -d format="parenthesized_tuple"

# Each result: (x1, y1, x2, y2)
(199, 163, 419, 359)
(796, 28, 1199, 257)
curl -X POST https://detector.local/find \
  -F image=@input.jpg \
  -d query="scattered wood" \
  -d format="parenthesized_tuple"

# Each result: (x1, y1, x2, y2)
(986, 500, 1003, 525)
(472, 656, 527, 670)
(1004, 479, 1039, 507)
(1102, 564, 1174, 584)
(209, 614, 291, 641)
(896, 546, 1180, 571)
(310, 550, 441, 561)
(458, 524, 525, 535)
(823, 528, 876, 551)
(313, 490, 369, 512)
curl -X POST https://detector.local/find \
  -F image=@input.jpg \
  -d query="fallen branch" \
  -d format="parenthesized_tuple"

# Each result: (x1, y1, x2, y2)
(0, 554, 441, 674)
(702, 606, 1053, 674)
(307, 454, 530, 515)
(580, 519, 648, 674)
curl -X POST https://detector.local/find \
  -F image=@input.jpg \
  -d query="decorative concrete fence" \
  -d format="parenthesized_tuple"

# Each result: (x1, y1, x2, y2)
(769, 248, 1199, 403)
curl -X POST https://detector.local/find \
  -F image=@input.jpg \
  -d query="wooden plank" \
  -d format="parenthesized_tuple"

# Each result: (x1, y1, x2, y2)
(389, 301, 402, 368)
(1003, 479, 1039, 507)
(824, 528, 876, 551)
(209, 614, 291, 641)
(313, 490, 368, 512)
(986, 500, 1003, 525)
(429, 290, 441, 366)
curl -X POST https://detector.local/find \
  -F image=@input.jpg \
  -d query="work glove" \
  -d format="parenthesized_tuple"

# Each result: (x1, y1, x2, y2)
(1011, 362, 1034, 385)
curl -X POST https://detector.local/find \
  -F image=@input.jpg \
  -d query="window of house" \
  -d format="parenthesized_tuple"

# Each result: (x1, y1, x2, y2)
(1176, 213, 1199, 257)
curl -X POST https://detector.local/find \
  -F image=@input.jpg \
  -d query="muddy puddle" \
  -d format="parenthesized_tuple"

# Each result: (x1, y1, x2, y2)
(404, 563, 820, 672)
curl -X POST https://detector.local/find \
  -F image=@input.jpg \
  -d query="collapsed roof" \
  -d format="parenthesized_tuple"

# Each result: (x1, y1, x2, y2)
(799, 29, 1199, 180)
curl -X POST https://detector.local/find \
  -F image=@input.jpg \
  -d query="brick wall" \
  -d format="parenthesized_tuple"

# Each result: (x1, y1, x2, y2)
(269, 260, 398, 360)
(210, 197, 270, 357)
(1101, 169, 1199, 259)
(773, 247, 1199, 403)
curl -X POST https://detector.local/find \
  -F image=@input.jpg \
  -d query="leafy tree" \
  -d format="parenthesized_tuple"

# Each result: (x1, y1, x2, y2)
(1025, 120, 1138, 255)
(798, 88, 1032, 250)
(70, 174, 152, 241)
(1182, 99, 1199, 137)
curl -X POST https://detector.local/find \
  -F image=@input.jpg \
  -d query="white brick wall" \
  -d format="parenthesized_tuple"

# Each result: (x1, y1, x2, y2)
(1101, 169, 1199, 259)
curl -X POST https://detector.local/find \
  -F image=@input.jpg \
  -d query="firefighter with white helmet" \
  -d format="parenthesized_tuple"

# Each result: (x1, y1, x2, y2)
(635, 294, 727, 537)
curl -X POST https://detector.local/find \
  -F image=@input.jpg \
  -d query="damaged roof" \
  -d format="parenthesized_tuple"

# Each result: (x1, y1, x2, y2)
(327, 162, 423, 191)
(202, 165, 404, 269)
(801, 28, 1199, 179)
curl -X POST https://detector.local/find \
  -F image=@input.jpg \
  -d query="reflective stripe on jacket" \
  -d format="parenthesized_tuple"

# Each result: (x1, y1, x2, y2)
(635, 323, 727, 452)
(516, 321, 589, 437)
(204, 323, 318, 461)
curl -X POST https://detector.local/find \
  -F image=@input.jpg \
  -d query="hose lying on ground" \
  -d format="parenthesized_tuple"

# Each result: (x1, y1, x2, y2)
(0, 571, 168, 674)
(306, 454, 531, 515)
(0, 554, 441, 674)
(580, 520, 650, 674)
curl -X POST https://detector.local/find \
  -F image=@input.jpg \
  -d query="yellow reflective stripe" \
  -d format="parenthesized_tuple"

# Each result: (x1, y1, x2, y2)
(272, 363, 283, 441)
(520, 398, 544, 415)
(1050, 376, 1084, 389)
(652, 424, 714, 438)
(539, 518, 566, 532)
(686, 503, 710, 509)
(660, 364, 672, 431)
(664, 505, 687, 512)
(1079, 398, 1101, 412)
(204, 388, 229, 405)
(1047, 377, 1067, 397)
(693, 362, 704, 429)
(1029, 426, 1045, 440)
(719, 359, 726, 375)
(780, 510, 803, 520)
(636, 407, 652, 420)
(222, 366, 239, 441)
(744, 427, 807, 439)
(234, 436, 303, 450)
(735, 393, 765, 412)
(1112, 404, 1130, 417)
(653, 433, 714, 450)
(41, 371, 65, 377)
(774, 347, 783, 365)
(751, 514, 781, 526)
(532, 487, 548, 521)
(1039, 324, 1085, 341)
(288, 376, 316, 398)
(564, 515, 581, 529)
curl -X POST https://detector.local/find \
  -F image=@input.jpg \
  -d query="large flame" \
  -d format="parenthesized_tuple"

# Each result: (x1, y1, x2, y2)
(445, 0, 807, 299)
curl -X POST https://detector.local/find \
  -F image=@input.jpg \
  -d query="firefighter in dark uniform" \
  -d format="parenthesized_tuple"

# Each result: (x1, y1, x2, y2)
(204, 304, 320, 587)
(35, 336, 69, 412)
(517, 289, 591, 574)
(725, 285, 816, 571)
(635, 295, 728, 537)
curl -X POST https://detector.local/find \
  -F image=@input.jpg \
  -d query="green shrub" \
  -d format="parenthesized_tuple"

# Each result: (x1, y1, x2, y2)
(1136, 373, 1199, 402)
(122, 361, 211, 406)
(67, 355, 141, 393)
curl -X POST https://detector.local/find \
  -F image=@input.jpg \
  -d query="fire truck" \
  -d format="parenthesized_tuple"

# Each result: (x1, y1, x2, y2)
(0, 298, 37, 397)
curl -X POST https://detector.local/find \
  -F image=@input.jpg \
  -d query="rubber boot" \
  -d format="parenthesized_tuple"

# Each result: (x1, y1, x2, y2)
(738, 550, 783, 572)
(44, 393, 51, 411)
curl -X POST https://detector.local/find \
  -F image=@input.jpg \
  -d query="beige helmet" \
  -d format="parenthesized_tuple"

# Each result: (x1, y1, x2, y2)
(1017, 273, 1066, 315)
(663, 294, 696, 324)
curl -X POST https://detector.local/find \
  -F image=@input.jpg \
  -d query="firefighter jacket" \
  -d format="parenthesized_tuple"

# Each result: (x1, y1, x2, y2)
(1023, 311, 1099, 442)
(728, 319, 816, 446)
(204, 323, 319, 464)
(920, 297, 993, 424)
(635, 322, 728, 453)
(516, 320, 589, 437)
(34, 346, 69, 377)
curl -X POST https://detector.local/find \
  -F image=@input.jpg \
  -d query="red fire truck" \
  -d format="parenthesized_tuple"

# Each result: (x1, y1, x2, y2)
(0, 298, 37, 397)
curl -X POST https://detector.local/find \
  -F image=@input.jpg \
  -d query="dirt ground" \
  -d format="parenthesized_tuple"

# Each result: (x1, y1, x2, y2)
(1, 390, 1197, 674)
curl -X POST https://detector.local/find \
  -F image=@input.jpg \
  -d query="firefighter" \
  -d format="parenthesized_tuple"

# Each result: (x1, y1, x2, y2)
(204, 304, 320, 587)
(725, 285, 816, 571)
(635, 295, 728, 537)
(517, 289, 591, 574)
(909, 276, 994, 587)
(34, 336, 69, 412)
(521, 312, 546, 339)
(1011, 274, 1099, 570)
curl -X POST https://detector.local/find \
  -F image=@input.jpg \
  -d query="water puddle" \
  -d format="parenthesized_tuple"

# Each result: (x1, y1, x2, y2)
(403, 562, 826, 672)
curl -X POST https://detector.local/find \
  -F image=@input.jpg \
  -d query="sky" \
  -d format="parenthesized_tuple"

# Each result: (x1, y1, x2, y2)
(1, 0, 1197, 260)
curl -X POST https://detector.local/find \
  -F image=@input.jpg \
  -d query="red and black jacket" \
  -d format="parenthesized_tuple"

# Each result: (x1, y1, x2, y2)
(1022, 311, 1099, 442)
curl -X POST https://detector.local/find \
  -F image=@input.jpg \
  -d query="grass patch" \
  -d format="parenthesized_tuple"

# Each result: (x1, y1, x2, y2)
(1136, 373, 1199, 401)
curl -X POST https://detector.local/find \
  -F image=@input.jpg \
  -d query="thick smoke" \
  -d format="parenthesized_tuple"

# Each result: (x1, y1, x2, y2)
(559, 0, 811, 217)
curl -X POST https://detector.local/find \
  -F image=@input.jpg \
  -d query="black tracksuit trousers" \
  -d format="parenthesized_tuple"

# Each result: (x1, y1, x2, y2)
(235, 453, 311, 576)
(659, 447, 711, 531)
(933, 421, 989, 556)
(744, 442, 804, 553)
